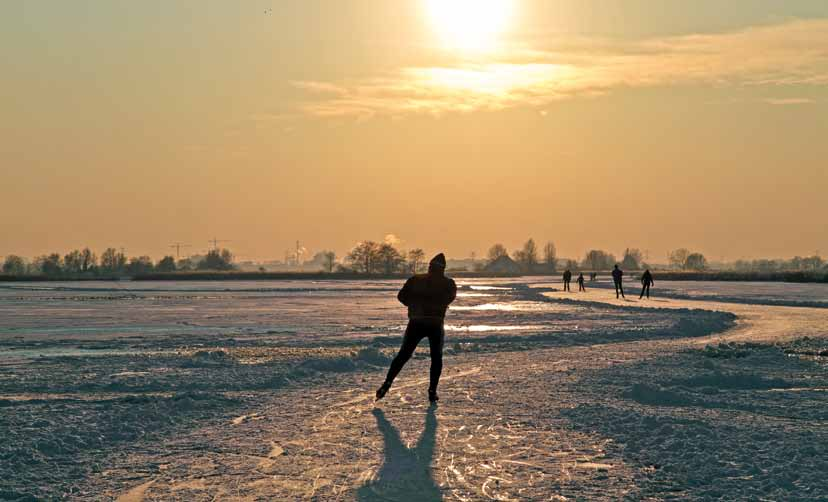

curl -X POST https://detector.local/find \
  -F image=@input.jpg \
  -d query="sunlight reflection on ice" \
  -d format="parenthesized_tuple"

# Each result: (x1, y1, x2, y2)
(452, 301, 573, 312)
(445, 324, 545, 332)
(452, 303, 521, 311)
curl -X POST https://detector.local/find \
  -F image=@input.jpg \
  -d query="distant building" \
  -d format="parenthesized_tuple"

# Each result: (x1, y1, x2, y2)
(484, 255, 522, 275)
(446, 258, 481, 272)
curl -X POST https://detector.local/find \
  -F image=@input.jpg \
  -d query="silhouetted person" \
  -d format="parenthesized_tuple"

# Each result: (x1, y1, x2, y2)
(590, 272, 597, 282)
(562, 269, 572, 292)
(577, 273, 586, 292)
(376, 253, 456, 403)
(612, 264, 625, 298)
(640, 269, 654, 299)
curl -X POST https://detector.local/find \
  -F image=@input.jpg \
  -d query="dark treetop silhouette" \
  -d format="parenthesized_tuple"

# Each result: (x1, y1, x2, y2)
(376, 253, 457, 403)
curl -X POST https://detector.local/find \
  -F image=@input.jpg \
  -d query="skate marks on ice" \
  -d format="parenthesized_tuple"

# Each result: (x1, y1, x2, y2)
(115, 479, 155, 502)
(564, 338, 828, 500)
(333, 366, 482, 409)
(348, 365, 637, 501)
(110, 357, 638, 501)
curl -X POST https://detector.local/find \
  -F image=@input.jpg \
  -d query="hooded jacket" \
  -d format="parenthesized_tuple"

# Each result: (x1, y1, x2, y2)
(397, 273, 457, 320)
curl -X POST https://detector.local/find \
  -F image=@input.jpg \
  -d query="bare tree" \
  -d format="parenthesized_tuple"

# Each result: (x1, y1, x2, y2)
(543, 242, 557, 272)
(684, 253, 707, 271)
(63, 250, 83, 274)
(127, 256, 155, 275)
(487, 244, 508, 264)
(377, 243, 404, 274)
(513, 238, 538, 273)
(156, 256, 177, 272)
(177, 258, 195, 271)
(621, 248, 643, 270)
(582, 250, 615, 271)
(802, 255, 823, 270)
(197, 249, 235, 271)
(36, 253, 63, 276)
(2, 255, 26, 275)
(100, 248, 127, 273)
(347, 241, 381, 274)
(80, 248, 96, 272)
(669, 248, 690, 270)
(407, 248, 425, 274)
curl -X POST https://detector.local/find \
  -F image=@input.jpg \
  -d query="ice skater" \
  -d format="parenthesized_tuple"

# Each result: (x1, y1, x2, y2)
(639, 269, 654, 299)
(376, 253, 457, 403)
(612, 264, 625, 298)
(577, 272, 586, 292)
(562, 269, 572, 292)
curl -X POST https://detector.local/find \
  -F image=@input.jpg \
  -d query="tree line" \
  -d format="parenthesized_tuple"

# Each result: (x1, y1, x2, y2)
(1, 248, 236, 277)
(485, 239, 558, 273)
(485, 240, 650, 273)
(342, 242, 426, 275)
(731, 255, 824, 273)
(482, 241, 736, 273)
(4, 242, 823, 278)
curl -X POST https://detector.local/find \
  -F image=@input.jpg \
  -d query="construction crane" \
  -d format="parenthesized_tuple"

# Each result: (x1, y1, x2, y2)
(208, 237, 230, 250)
(169, 243, 191, 259)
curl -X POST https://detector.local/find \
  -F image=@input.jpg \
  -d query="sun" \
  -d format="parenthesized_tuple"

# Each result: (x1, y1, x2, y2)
(425, 0, 514, 52)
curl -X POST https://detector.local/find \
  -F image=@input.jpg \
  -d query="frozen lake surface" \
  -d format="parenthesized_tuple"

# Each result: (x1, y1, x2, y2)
(0, 277, 717, 352)
(1, 277, 826, 500)
(650, 280, 828, 307)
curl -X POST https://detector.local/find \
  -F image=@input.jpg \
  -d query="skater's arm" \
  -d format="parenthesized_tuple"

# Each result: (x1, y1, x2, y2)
(446, 279, 457, 305)
(397, 278, 415, 306)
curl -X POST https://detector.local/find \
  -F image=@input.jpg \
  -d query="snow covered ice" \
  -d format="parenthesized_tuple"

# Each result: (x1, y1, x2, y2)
(1, 278, 826, 500)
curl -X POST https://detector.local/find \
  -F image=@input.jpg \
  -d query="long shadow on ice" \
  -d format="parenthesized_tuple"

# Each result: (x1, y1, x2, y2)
(358, 405, 441, 501)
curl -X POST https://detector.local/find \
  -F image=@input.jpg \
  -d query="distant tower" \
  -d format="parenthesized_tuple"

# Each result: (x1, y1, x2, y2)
(209, 237, 229, 250)
(170, 242, 191, 259)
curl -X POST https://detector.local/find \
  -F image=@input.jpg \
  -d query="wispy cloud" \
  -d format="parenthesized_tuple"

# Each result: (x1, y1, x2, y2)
(295, 19, 828, 118)
(763, 98, 816, 105)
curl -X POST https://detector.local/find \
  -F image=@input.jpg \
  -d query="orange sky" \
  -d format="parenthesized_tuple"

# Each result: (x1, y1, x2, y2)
(2, 1, 827, 263)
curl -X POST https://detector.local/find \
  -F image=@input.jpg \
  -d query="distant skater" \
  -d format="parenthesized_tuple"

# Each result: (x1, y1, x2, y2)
(612, 264, 625, 299)
(562, 269, 572, 292)
(639, 269, 654, 299)
(590, 272, 597, 282)
(577, 273, 586, 292)
(376, 253, 456, 403)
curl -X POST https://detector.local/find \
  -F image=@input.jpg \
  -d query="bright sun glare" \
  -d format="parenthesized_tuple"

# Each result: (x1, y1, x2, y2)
(426, 0, 513, 52)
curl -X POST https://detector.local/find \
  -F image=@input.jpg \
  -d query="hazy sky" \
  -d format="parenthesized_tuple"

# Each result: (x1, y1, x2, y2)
(2, 1, 827, 262)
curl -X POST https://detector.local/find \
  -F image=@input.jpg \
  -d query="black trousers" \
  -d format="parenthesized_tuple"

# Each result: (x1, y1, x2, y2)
(563, 280, 570, 291)
(614, 281, 625, 298)
(578, 282, 585, 291)
(385, 319, 444, 391)
(640, 283, 650, 298)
